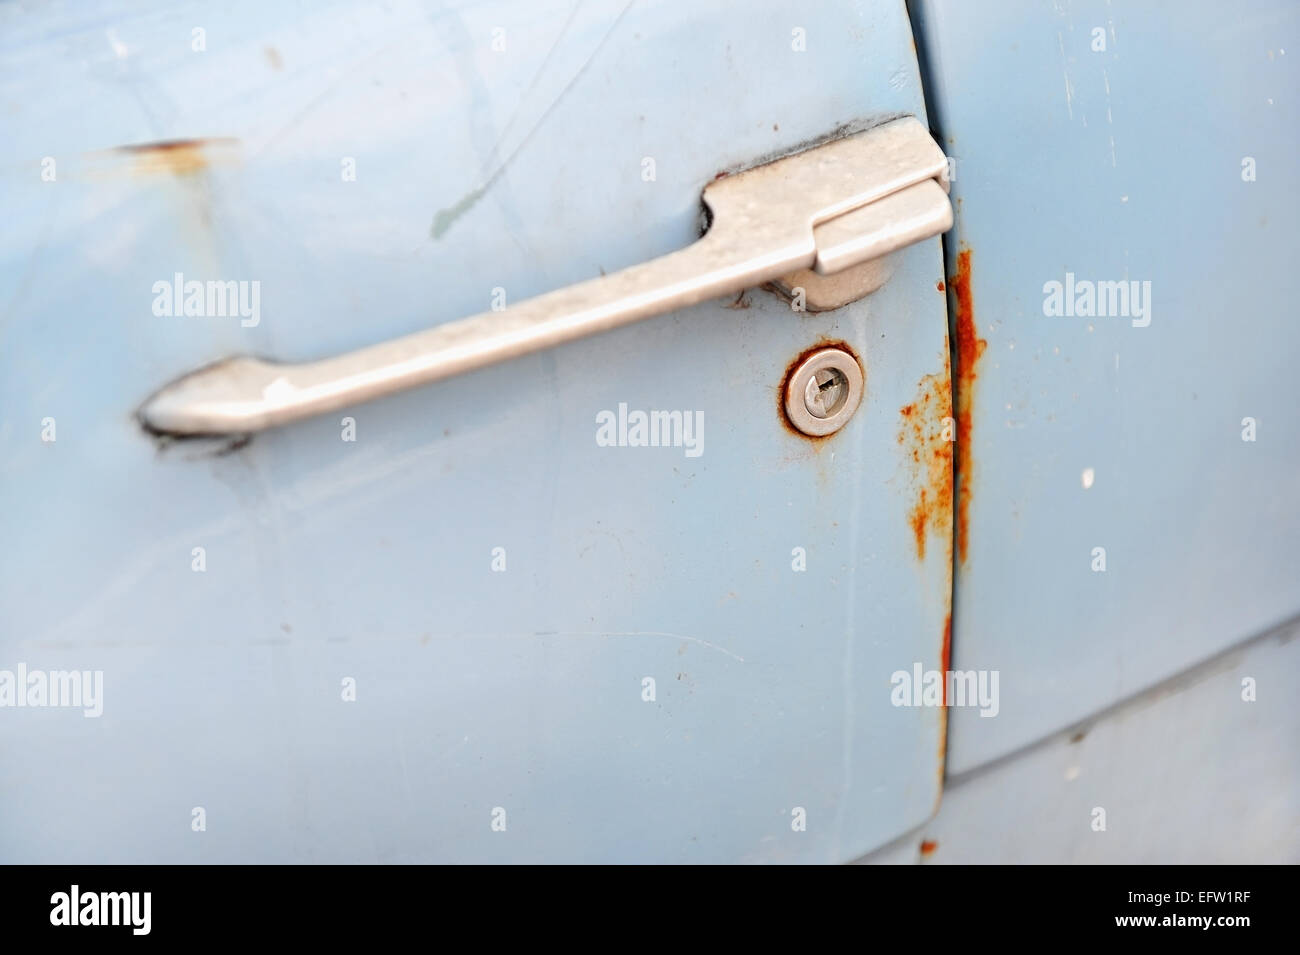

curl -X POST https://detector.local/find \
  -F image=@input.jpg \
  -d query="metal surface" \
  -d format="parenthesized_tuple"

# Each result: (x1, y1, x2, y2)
(768, 177, 953, 312)
(1, 0, 951, 863)
(784, 347, 864, 437)
(812, 178, 951, 276)
(139, 117, 951, 436)
(910, 0, 1300, 774)
(773, 257, 897, 312)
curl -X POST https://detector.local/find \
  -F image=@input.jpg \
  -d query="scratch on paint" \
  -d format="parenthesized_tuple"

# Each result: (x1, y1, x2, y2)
(534, 629, 746, 663)
(1103, 67, 1117, 167)
(431, 0, 636, 239)
(1058, 32, 1074, 119)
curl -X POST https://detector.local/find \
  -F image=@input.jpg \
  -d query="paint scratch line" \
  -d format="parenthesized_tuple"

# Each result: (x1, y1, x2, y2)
(536, 629, 746, 663)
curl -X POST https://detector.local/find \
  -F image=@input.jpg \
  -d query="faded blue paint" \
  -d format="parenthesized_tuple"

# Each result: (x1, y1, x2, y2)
(0, 1, 951, 861)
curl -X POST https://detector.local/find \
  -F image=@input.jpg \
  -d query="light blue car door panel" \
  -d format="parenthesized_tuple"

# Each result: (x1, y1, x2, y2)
(2, 1, 952, 861)
(910, 0, 1300, 774)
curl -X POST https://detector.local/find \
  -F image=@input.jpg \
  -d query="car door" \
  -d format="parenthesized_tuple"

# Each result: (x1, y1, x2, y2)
(909, 0, 1300, 777)
(1, 0, 954, 863)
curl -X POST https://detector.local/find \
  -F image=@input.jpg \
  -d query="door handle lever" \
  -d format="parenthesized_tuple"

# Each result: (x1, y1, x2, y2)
(140, 116, 950, 435)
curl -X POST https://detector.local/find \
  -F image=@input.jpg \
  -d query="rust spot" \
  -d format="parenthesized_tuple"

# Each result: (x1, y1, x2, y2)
(935, 280, 945, 292)
(920, 839, 938, 857)
(113, 137, 239, 176)
(776, 339, 863, 443)
(951, 248, 985, 566)
(264, 46, 283, 70)
(898, 365, 953, 562)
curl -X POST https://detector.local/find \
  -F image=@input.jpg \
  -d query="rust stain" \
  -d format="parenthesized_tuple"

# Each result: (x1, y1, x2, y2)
(895, 270, 974, 800)
(936, 610, 953, 791)
(264, 46, 283, 70)
(951, 247, 985, 565)
(895, 249, 984, 810)
(897, 363, 953, 562)
(112, 137, 239, 176)
(919, 839, 939, 857)
(96, 138, 241, 274)
(776, 338, 863, 444)
(940, 613, 952, 705)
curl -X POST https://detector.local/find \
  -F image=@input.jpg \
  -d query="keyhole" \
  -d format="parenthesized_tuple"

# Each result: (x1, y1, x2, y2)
(804, 368, 848, 418)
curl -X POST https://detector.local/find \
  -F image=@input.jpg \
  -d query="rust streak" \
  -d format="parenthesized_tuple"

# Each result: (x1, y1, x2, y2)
(951, 247, 984, 566)
(113, 137, 239, 176)
(936, 610, 953, 782)
(940, 613, 952, 706)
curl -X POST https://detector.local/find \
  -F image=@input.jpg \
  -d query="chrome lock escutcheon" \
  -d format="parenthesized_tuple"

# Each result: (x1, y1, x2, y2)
(784, 347, 864, 437)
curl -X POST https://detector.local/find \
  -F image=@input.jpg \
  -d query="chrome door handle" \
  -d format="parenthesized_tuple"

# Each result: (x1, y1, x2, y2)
(140, 117, 950, 435)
